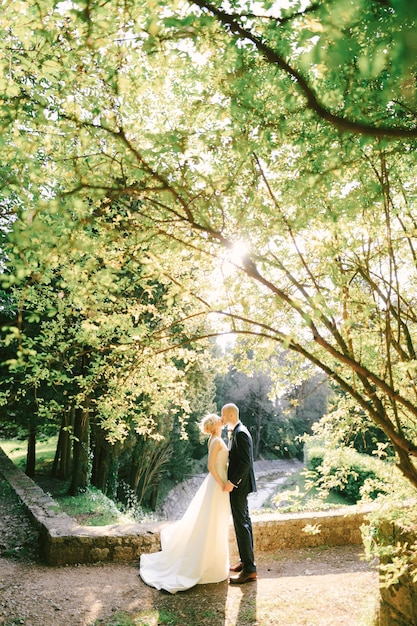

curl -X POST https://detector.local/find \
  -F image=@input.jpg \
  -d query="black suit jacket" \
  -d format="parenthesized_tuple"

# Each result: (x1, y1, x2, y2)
(228, 422, 256, 495)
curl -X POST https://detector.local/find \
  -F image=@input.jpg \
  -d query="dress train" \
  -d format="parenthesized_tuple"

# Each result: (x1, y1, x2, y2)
(139, 437, 230, 593)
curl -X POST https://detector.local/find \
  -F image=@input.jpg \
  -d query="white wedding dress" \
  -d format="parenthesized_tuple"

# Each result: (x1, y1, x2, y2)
(139, 436, 230, 594)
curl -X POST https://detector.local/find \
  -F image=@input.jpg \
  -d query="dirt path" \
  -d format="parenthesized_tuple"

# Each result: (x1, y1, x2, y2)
(0, 476, 380, 626)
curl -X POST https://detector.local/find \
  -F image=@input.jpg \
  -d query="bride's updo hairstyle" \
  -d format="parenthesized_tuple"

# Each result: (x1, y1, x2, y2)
(200, 413, 222, 435)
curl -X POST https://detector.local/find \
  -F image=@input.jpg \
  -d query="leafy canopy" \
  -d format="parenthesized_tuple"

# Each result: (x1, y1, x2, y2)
(2, 0, 417, 488)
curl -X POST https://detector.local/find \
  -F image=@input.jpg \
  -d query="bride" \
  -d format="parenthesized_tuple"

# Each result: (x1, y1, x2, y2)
(139, 413, 230, 594)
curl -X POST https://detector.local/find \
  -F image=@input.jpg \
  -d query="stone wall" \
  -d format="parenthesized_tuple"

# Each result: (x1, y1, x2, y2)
(0, 446, 372, 566)
(0, 447, 162, 565)
(251, 507, 367, 552)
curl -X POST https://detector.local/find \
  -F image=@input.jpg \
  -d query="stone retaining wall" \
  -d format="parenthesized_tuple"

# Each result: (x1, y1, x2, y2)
(0, 446, 372, 566)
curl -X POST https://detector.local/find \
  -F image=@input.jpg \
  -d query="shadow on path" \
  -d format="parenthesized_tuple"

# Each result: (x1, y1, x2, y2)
(152, 544, 377, 626)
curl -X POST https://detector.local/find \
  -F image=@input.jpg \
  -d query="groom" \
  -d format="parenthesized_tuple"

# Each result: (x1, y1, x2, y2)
(221, 402, 257, 584)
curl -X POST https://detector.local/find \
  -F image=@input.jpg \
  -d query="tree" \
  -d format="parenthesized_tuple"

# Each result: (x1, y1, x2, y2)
(188, 0, 417, 138)
(2, 0, 417, 491)
(2, 193, 215, 494)
(311, 385, 394, 457)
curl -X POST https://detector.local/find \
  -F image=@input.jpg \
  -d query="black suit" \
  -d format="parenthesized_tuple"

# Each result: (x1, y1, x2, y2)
(228, 421, 256, 573)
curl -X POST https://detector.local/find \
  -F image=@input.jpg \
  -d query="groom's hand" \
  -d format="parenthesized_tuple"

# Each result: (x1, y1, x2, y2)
(223, 480, 235, 492)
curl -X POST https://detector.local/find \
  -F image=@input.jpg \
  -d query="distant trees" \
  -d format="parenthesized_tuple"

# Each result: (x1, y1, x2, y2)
(215, 354, 328, 460)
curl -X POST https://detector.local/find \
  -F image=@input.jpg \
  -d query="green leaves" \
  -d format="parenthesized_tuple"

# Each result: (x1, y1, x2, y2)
(2, 0, 417, 489)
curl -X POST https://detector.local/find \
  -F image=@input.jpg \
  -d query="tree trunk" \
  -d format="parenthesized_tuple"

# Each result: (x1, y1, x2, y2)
(91, 425, 109, 492)
(90, 425, 120, 499)
(25, 421, 36, 478)
(68, 400, 90, 495)
(149, 482, 159, 511)
(254, 412, 262, 460)
(106, 450, 119, 501)
(59, 421, 71, 480)
(51, 426, 62, 479)
(51, 410, 72, 480)
(129, 439, 144, 494)
(65, 406, 75, 479)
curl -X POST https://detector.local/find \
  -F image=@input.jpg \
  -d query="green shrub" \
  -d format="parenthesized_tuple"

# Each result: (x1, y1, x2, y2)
(305, 444, 324, 473)
(362, 496, 417, 588)
(305, 439, 389, 504)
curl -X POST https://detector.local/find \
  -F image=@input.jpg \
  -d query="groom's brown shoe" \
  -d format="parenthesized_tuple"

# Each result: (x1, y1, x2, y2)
(229, 571, 257, 584)
(229, 561, 243, 573)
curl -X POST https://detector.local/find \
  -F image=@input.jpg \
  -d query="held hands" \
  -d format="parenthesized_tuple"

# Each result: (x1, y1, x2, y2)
(223, 480, 234, 492)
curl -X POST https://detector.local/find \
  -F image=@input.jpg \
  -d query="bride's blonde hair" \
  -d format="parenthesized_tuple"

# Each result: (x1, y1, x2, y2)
(199, 413, 222, 435)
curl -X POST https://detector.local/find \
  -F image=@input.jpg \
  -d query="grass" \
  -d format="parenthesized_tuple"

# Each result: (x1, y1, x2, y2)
(1, 436, 58, 470)
(57, 486, 133, 525)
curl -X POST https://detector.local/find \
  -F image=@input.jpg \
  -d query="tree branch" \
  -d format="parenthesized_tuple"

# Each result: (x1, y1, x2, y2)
(190, 0, 417, 139)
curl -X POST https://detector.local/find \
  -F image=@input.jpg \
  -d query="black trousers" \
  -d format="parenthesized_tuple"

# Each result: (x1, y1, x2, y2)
(230, 489, 256, 573)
